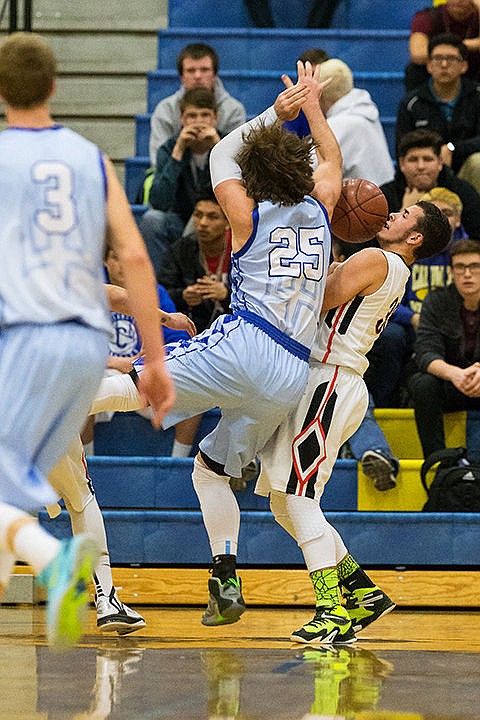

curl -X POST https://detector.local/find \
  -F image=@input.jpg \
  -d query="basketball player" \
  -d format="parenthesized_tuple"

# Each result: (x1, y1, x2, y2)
(257, 201, 451, 644)
(0, 33, 173, 648)
(88, 59, 343, 626)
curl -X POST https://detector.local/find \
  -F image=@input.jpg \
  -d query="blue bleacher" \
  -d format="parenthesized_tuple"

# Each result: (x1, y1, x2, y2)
(168, 0, 427, 31)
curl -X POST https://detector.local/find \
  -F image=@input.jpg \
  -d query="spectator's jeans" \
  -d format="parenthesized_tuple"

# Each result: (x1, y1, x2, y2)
(348, 392, 395, 463)
(364, 321, 413, 407)
(407, 371, 480, 459)
(138, 209, 184, 279)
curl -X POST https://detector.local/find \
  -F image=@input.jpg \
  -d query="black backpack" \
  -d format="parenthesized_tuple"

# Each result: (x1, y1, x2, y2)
(421, 447, 480, 512)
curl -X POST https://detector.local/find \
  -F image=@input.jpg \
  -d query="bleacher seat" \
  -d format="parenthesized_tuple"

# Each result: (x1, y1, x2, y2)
(168, 0, 426, 31)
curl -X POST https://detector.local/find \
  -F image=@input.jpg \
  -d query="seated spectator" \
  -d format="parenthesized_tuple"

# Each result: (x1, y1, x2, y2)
(407, 239, 480, 458)
(104, 246, 202, 459)
(317, 58, 395, 185)
(158, 193, 231, 335)
(139, 88, 219, 278)
(149, 42, 246, 165)
(397, 33, 480, 194)
(381, 128, 480, 238)
(406, 0, 480, 91)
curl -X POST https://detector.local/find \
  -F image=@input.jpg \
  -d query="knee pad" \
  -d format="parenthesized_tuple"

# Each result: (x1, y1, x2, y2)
(269, 491, 296, 539)
(285, 494, 328, 547)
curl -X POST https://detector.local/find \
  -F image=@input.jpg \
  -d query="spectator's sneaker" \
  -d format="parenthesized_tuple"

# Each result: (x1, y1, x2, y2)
(361, 450, 398, 491)
(96, 587, 146, 635)
(344, 587, 396, 632)
(201, 576, 246, 626)
(291, 604, 357, 645)
(37, 535, 100, 650)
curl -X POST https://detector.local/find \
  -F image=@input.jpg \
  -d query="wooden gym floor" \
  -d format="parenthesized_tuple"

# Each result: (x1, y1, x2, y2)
(1, 604, 480, 719)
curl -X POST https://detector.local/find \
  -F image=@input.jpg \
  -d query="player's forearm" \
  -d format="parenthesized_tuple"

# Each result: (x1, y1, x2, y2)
(210, 106, 277, 189)
(305, 106, 342, 170)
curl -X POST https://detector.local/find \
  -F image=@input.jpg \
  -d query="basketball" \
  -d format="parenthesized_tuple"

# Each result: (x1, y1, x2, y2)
(331, 178, 389, 243)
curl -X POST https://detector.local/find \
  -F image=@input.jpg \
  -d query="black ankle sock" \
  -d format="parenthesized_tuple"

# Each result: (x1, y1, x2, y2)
(212, 554, 237, 583)
(340, 567, 376, 592)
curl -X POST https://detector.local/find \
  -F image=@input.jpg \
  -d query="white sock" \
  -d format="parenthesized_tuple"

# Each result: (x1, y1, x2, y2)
(67, 497, 112, 596)
(0, 502, 59, 575)
(192, 457, 240, 557)
(285, 495, 336, 573)
(90, 373, 142, 415)
(172, 440, 192, 458)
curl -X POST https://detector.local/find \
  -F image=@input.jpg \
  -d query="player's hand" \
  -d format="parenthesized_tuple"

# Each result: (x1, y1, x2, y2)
(107, 352, 143, 374)
(274, 74, 310, 121)
(161, 311, 197, 337)
(137, 360, 175, 429)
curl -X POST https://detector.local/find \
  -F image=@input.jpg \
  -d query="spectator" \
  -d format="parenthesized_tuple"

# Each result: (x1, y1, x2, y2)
(407, 238, 480, 458)
(406, 0, 480, 91)
(140, 88, 219, 278)
(317, 58, 395, 185)
(158, 194, 231, 335)
(149, 42, 246, 165)
(243, 0, 341, 27)
(380, 128, 480, 238)
(397, 33, 480, 193)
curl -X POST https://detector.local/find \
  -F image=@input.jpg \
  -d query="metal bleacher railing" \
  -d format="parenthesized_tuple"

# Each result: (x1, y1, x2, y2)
(0, 0, 33, 32)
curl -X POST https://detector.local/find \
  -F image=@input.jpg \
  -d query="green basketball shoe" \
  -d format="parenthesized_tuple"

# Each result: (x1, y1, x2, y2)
(201, 575, 246, 626)
(37, 535, 100, 650)
(344, 587, 395, 632)
(291, 604, 357, 645)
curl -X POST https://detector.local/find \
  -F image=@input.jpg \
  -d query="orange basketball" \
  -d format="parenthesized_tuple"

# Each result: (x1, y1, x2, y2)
(331, 178, 389, 243)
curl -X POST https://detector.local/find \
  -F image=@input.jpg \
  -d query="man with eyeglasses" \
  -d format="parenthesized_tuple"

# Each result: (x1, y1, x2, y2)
(397, 33, 480, 193)
(407, 238, 480, 458)
(406, 0, 480, 91)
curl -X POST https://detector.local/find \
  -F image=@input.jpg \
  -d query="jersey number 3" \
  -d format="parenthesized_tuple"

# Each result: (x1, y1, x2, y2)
(32, 161, 76, 235)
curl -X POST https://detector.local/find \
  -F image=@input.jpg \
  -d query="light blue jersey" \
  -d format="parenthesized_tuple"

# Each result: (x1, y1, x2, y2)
(0, 125, 110, 333)
(230, 197, 331, 352)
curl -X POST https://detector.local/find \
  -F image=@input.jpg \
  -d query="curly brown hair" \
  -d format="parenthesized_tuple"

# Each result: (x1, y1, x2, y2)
(235, 122, 316, 206)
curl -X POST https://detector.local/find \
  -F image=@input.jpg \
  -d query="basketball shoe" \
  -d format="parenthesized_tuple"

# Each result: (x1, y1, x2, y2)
(201, 575, 246, 626)
(96, 586, 146, 635)
(361, 450, 398, 491)
(344, 586, 396, 632)
(291, 604, 357, 645)
(37, 534, 100, 650)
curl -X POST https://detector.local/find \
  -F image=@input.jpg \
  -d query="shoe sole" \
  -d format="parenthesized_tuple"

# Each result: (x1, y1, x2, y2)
(47, 537, 100, 650)
(351, 601, 396, 633)
(290, 631, 357, 645)
(201, 602, 246, 627)
(97, 619, 146, 634)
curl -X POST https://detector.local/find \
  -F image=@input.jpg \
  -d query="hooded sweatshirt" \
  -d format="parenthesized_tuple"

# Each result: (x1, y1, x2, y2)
(326, 87, 395, 186)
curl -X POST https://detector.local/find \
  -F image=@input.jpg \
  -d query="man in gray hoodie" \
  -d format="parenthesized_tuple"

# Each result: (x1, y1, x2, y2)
(149, 43, 246, 166)
(318, 58, 395, 186)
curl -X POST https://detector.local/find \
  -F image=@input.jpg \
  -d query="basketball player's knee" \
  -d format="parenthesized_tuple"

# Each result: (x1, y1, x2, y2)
(192, 455, 229, 488)
(285, 494, 328, 547)
(270, 491, 290, 530)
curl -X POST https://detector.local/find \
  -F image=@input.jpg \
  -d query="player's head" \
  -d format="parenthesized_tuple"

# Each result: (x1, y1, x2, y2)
(235, 122, 315, 206)
(377, 201, 451, 262)
(0, 32, 56, 108)
(176, 43, 219, 90)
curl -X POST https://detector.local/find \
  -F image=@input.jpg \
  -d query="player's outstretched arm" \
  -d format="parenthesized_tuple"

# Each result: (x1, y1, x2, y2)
(322, 247, 388, 311)
(103, 156, 175, 427)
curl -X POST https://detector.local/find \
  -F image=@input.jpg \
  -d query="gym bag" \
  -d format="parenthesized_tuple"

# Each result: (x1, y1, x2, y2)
(421, 447, 480, 512)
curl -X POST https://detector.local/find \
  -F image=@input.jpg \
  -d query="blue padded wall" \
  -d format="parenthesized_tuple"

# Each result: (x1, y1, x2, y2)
(39, 510, 480, 566)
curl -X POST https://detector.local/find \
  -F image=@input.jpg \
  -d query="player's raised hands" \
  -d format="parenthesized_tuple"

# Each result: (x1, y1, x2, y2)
(274, 60, 332, 122)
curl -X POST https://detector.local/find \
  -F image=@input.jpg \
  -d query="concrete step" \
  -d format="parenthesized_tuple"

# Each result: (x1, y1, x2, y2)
(0, 30, 157, 74)
(51, 75, 147, 117)
(32, 0, 167, 31)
